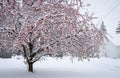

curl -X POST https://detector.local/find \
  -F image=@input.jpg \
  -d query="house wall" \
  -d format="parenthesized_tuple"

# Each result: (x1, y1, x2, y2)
(116, 46, 120, 58)
(105, 41, 120, 58)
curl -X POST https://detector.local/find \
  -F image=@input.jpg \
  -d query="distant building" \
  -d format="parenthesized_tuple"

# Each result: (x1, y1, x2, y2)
(105, 41, 120, 58)
(103, 35, 120, 58)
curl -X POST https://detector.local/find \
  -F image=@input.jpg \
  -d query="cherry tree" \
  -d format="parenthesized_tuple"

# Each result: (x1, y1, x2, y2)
(0, 0, 106, 72)
(0, 0, 20, 53)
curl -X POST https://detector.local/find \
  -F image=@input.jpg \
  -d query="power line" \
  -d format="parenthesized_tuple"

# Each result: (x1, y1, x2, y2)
(97, 0, 120, 25)
(104, 1, 120, 19)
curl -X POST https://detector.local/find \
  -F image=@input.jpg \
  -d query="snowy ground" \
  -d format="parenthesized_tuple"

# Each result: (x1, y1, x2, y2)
(0, 56, 120, 78)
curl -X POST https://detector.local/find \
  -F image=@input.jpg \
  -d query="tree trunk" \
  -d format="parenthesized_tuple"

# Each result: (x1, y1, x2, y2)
(28, 62, 33, 72)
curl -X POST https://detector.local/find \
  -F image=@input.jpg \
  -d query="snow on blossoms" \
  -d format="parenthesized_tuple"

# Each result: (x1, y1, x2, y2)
(0, 0, 107, 72)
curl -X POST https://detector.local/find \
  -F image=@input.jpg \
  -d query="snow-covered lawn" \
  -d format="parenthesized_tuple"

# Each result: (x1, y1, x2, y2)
(0, 56, 120, 78)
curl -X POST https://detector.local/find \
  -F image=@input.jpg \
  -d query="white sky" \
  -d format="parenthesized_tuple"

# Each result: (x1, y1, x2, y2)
(16, 0, 120, 45)
(84, 0, 120, 45)
(85, 0, 120, 36)
(17, 0, 120, 36)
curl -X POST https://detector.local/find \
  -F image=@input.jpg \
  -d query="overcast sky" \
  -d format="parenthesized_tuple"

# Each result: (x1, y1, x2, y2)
(17, 0, 120, 44)
(84, 0, 120, 45)
(84, 0, 120, 36)
(18, 0, 120, 36)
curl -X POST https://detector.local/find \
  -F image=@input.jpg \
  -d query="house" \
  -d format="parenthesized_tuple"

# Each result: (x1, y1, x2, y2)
(103, 35, 120, 58)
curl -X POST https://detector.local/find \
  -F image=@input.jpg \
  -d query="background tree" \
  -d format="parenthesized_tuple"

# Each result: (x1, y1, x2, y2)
(116, 21, 120, 34)
(100, 21, 107, 32)
(0, 0, 106, 72)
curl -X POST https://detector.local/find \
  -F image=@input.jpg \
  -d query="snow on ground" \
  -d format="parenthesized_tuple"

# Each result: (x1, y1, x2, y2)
(0, 56, 120, 78)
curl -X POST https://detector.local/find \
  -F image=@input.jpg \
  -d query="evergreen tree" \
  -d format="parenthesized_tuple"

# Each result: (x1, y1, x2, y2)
(116, 21, 120, 34)
(100, 21, 107, 32)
